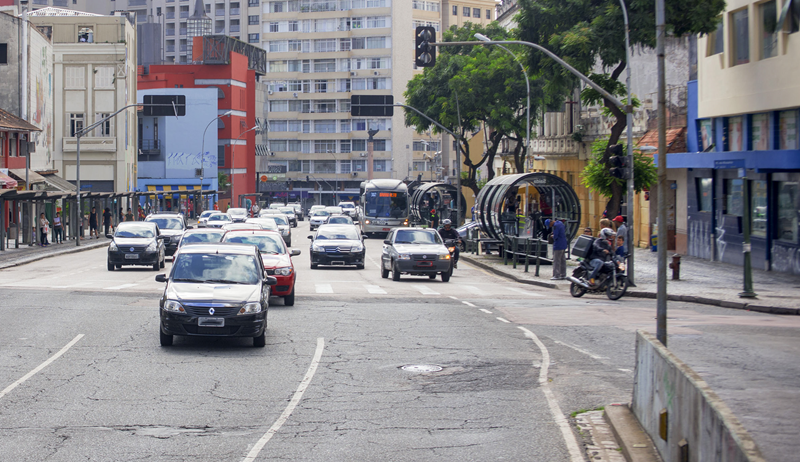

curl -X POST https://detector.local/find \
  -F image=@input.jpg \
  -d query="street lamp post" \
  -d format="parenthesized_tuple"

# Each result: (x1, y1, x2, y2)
(618, 0, 637, 287)
(475, 33, 530, 167)
(232, 125, 259, 208)
(200, 110, 233, 211)
(327, 150, 338, 204)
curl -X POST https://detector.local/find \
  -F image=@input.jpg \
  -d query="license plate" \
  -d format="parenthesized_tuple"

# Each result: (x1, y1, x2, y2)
(382, 228, 390, 231)
(415, 261, 433, 267)
(198, 317, 225, 327)
(124, 254, 139, 259)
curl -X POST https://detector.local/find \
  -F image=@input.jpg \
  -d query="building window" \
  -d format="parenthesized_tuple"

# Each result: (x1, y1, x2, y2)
(696, 178, 713, 212)
(452, 5, 457, 15)
(352, 159, 366, 172)
(761, 0, 778, 59)
(248, 15, 259, 25)
(373, 159, 387, 171)
(473, 8, 480, 18)
(699, 119, 715, 151)
(724, 179, 743, 216)
(249, 0, 259, 6)
(94, 66, 115, 88)
(776, 182, 799, 242)
(732, 8, 749, 65)
(789, 0, 800, 33)
(65, 66, 85, 88)
(727, 116, 744, 151)
(94, 113, 112, 137)
(486, 9, 491, 20)
(779, 110, 799, 149)
(78, 26, 93, 43)
(751, 113, 770, 150)
(463, 7, 470, 17)
(218, 145, 225, 167)
(69, 113, 84, 137)
(248, 33, 259, 43)
(752, 180, 768, 237)
(0, 43, 7, 64)
(709, 19, 723, 55)
(302, 160, 310, 173)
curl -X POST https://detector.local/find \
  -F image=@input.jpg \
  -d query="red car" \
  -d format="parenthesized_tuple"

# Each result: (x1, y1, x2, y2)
(222, 230, 300, 305)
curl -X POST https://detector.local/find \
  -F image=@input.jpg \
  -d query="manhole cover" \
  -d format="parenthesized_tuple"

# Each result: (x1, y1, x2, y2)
(401, 364, 443, 373)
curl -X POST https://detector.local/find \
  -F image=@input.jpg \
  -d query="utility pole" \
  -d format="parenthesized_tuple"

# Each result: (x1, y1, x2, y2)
(656, 0, 668, 346)
(367, 128, 378, 180)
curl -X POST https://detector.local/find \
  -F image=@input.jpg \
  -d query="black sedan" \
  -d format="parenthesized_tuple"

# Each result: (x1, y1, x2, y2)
(145, 213, 192, 256)
(107, 222, 166, 271)
(156, 243, 277, 347)
(309, 224, 365, 269)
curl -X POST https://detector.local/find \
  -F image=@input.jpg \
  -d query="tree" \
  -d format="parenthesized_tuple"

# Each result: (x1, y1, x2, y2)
(218, 171, 229, 190)
(581, 137, 657, 198)
(515, 0, 725, 216)
(404, 23, 539, 197)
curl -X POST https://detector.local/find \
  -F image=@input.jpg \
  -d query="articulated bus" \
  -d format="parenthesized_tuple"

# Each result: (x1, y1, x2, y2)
(359, 179, 409, 236)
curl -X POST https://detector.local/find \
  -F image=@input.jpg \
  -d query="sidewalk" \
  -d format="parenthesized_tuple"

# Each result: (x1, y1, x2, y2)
(461, 245, 800, 314)
(0, 237, 110, 270)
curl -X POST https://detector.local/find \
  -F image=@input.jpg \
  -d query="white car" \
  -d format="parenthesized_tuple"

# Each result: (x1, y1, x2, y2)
(309, 210, 331, 231)
(325, 206, 344, 216)
(308, 205, 326, 217)
(205, 212, 232, 229)
(337, 202, 356, 218)
(228, 207, 249, 222)
(197, 210, 216, 228)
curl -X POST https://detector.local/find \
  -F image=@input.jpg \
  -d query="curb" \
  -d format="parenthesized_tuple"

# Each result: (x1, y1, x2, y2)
(0, 241, 109, 270)
(604, 403, 662, 462)
(460, 255, 560, 289)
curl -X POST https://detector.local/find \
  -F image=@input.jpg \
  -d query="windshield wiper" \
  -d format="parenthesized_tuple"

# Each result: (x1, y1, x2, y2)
(205, 278, 247, 284)
(172, 278, 205, 283)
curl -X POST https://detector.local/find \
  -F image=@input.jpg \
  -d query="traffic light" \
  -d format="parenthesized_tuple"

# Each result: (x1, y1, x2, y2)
(415, 26, 436, 67)
(608, 144, 630, 180)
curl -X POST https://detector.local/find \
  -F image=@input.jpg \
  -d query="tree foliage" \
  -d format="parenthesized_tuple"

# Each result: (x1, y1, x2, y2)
(404, 23, 540, 196)
(581, 137, 657, 198)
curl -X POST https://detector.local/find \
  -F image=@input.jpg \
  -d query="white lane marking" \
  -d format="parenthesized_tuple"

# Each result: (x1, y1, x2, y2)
(0, 334, 85, 400)
(365, 285, 387, 295)
(462, 285, 488, 295)
(52, 282, 93, 289)
(104, 283, 138, 291)
(366, 254, 382, 270)
(315, 284, 333, 294)
(462, 301, 476, 307)
(553, 340, 607, 360)
(449, 296, 458, 300)
(618, 368, 632, 373)
(518, 327, 583, 462)
(496, 317, 511, 323)
(507, 287, 544, 297)
(411, 285, 439, 295)
(479, 308, 493, 314)
(243, 337, 325, 462)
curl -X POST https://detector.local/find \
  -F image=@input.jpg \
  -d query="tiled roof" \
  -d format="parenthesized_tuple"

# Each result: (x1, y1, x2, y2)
(26, 7, 101, 17)
(0, 108, 41, 132)
(637, 127, 687, 154)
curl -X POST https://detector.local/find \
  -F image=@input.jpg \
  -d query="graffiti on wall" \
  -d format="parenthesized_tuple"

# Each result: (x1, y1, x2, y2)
(715, 211, 727, 262)
(772, 243, 800, 275)
(166, 152, 218, 169)
(688, 217, 713, 260)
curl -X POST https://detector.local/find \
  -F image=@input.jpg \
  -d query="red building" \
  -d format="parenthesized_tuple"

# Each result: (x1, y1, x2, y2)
(1, 108, 40, 187)
(138, 37, 261, 209)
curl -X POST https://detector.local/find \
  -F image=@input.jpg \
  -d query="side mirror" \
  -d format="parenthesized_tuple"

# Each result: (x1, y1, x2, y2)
(157, 235, 167, 240)
(308, 235, 314, 239)
(265, 276, 278, 286)
(383, 239, 392, 245)
(291, 248, 301, 256)
(105, 234, 114, 239)
(155, 274, 168, 283)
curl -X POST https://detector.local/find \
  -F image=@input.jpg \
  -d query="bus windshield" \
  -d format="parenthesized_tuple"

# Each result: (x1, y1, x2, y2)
(364, 191, 407, 218)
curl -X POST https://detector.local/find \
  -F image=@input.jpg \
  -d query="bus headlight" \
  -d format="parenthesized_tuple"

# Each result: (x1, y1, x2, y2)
(364, 219, 371, 225)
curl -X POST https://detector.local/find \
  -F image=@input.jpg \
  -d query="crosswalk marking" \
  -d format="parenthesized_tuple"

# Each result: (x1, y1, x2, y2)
(104, 283, 138, 291)
(411, 284, 439, 295)
(315, 284, 333, 294)
(462, 285, 488, 295)
(507, 287, 544, 297)
(365, 285, 387, 294)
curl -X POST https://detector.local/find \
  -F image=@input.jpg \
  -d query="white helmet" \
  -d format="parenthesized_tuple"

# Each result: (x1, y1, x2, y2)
(599, 227, 616, 239)
(442, 219, 452, 226)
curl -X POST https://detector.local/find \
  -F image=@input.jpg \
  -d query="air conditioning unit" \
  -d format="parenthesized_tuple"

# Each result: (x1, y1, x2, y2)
(352, 172, 358, 177)
(373, 71, 379, 76)
(293, 92, 298, 98)
(268, 90, 273, 95)
(195, 168, 202, 177)
(350, 72, 356, 76)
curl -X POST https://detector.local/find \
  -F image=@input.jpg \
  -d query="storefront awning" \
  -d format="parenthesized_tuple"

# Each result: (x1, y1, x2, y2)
(0, 171, 18, 189)
(9, 169, 46, 187)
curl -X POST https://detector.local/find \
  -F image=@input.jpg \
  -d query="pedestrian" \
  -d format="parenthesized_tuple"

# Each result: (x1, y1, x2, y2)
(599, 218, 612, 236)
(118, 207, 123, 223)
(39, 213, 50, 246)
(470, 205, 475, 221)
(89, 207, 99, 239)
(583, 227, 593, 236)
(615, 236, 626, 258)
(550, 218, 568, 280)
(125, 208, 134, 222)
(103, 207, 112, 236)
(613, 215, 627, 254)
(430, 207, 439, 229)
(53, 212, 63, 243)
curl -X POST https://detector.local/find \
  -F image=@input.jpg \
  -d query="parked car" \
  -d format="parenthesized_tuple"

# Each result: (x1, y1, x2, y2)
(381, 228, 453, 282)
(327, 215, 354, 225)
(222, 230, 300, 306)
(145, 213, 191, 256)
(245, 217, 279, 232)
(279, 207, 298, 227)
(177, 228, 226, 250)
(107, 221, 166, 271)
(197, 210, 216, 228)
(227, 207, 249, 222)
(205, 212, 232, 229)
(309, 210, 331, 231)
(309, 224, 365, 269)
(156, 243, 277, 347)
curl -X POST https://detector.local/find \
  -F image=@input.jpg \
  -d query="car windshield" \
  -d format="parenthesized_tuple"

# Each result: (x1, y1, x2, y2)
(394, 230, 441, 245)
(279, 208, 294, 214)
(147, 217, 183, 230)
(316, 228, 360, 240)
(223, 234, 286, 254)
(327, 217, 352, 224)
(312, 211, 331, 217)
(200, 211, 215, 218)
(272, 216, 288, 226)
(338, 203, 354, 209)
(182, 231, 224, 245)
(228, 208, 247, 216)
(115, 225, 155, 239)
(208, 214, 230, 222)
(325, 207, 343, 214)
(246, 218, 278, 230)
(172, 253, 261, 284)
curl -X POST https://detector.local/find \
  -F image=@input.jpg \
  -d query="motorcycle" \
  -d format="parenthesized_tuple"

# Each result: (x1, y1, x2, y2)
(567, 256, 628, 300)
(444, 239, 459, 267)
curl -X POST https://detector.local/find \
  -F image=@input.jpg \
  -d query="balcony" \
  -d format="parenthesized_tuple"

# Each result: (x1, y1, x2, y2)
(229, 25, 240, 32)
(180, 11, 189, 18)
(216, 9, 226, 16)
(180, 44, 188, 52)
(230, 8, 240, 15)
(166, 11, 175, 19)
(129, 0, 147, 6)
(166, 45, 175, 52)
(52, 0, 68, 6)
(179, 28, 187, 35)
(215, 27, 225, 33)
(139, 139, 161, 156)
(166, 30, 176, 36)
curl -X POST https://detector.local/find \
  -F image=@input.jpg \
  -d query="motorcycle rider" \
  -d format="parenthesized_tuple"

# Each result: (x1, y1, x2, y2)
(438, 219, 461, 269)
(584, 227, 616, 286)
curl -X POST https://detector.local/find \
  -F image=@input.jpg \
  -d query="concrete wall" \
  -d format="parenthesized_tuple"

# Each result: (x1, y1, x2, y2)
(632, 330, 765, 462)
(27, 23, 54, 170)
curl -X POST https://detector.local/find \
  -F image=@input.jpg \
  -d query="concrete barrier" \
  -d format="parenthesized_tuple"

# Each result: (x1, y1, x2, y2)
(631, 330, 765, 462)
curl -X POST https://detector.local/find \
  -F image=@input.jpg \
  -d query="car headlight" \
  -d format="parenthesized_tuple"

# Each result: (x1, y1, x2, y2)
(163, 300, 185, 313)
(398, 254, 411, 260)
(146, 241, 158, 252)
(238, 302, 262, 315)
(274, 266, 293, 276)
(109, 241, 118, 251)
(439, 254, 451, 260)
(312, 244, 324, 252)
(352, 243, 363, 252)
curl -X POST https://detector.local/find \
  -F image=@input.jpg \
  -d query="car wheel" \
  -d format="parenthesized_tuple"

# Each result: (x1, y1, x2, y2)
(160, 256, 165, 268)
(356, 263, 365, 270)
(152, 260, 160, 271)
(310, 262, 318, 269)
(115, 265, 121, 269)
(392, 261, 401, 281)
(159, 329, 173, 347)
(253, 330, 266, 347)
(107, 260, 114, 271)
(441, 266, 453, 282)
(381, 261, 389, 279)
(284, 288, 295, 306)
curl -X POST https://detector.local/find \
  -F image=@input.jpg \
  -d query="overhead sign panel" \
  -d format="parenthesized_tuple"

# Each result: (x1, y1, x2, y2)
(350, 95, 393, 117)
(143, 95, 186, 116)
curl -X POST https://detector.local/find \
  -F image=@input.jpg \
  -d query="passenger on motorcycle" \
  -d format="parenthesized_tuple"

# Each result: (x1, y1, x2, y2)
(585, 228, 616, 286)
(438, 219, 461, 268)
